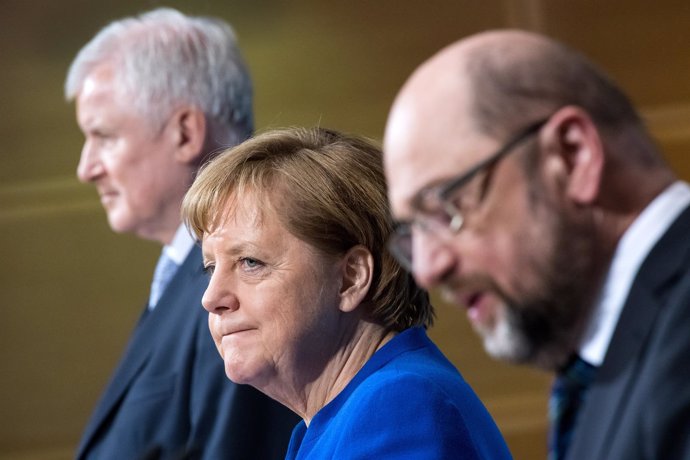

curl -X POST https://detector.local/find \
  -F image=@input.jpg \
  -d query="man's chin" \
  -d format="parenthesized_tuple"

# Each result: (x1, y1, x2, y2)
(480, 325, 572, 370)
(476, 320, 533, 365)
(106, 214, 136, 235)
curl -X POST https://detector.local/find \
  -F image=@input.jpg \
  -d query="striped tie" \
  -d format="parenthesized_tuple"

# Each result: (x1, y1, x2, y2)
(548, 355, 597, 460)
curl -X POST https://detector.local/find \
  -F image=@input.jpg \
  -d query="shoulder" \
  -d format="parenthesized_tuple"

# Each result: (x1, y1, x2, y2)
(341, 365, 500, 444)
(636, 275, 690, 453)
(345, 365, 476, 425)
(294, 330, 511, 459)
(323, 364, 509, 459)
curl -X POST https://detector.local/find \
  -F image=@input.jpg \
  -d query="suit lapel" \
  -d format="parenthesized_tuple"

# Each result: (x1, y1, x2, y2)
(568, 280, 662, 460)
(568, 204, 690, 460)
(76, 307, 156, 458)
(76, 247, 206, 459)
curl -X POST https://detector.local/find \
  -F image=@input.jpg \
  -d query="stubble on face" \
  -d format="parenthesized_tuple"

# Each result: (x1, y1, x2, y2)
(444, 176, 603, 371)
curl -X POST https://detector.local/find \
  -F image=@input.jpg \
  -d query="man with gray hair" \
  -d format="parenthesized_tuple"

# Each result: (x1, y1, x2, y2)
(66, 8, 299, 459)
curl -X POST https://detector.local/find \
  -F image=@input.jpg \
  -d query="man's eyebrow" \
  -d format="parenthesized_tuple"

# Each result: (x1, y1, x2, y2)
(409, 185, 444, 214)
(408, 173, 462, 212)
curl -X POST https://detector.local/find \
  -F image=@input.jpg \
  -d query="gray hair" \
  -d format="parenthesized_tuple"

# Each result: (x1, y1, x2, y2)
(65, 7, 253, 144)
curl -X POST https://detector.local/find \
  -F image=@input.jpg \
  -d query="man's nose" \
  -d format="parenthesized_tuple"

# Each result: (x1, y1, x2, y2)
(411, 230, 458, 289)
(76, 141, 104, 183)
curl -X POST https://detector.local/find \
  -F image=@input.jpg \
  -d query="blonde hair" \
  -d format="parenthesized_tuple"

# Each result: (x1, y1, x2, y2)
(182, 127, 433, 330)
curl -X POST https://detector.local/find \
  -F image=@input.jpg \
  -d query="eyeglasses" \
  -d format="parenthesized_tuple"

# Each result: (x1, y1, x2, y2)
(388, 118, 549, 271)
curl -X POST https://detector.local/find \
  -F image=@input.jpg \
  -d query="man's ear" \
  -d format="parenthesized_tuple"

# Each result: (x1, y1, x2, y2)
(540, 106, 605, 205)
(338, 245, 374, 313)
(167, 106, 207, 165)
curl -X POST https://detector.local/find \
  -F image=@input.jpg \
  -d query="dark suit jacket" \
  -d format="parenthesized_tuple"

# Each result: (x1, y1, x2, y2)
(76, 246, 300, 460)
(567, 204, 690, 459)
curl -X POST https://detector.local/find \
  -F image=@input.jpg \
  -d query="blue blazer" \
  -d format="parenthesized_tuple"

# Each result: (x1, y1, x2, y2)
(76, 246, 300, 460)
(285, 327, 512, 460)
(567, 204, 690, 459)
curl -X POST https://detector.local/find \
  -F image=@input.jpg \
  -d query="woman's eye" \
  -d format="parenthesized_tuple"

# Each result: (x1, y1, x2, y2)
(203, 264, 215, 276)
(240, 257, 262, 269)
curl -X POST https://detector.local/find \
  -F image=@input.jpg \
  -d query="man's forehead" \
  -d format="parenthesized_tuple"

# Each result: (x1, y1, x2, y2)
(384, 97, 489, 219)
(385, 144, 487, 221)
(384, 43, 504, 216)
(80, 63, 118, 96)
(384, 53, 478, 157)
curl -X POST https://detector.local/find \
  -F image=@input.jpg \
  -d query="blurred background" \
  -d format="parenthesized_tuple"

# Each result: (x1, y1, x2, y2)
(1, 0, 689, 458)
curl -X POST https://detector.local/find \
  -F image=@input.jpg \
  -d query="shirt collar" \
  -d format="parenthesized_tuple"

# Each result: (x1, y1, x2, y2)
(162, 223, 196, 266)
(579, 181, 690, 366)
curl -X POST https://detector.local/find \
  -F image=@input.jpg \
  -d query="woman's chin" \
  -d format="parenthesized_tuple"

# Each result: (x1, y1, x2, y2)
(224, 359, 274, 389)
(224, 362, 253, 385)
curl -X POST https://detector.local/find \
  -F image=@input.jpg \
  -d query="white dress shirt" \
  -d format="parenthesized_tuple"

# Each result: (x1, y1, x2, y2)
(578, 181, 690, 366)
(148, 224, 197, 310)
(163, 223, 197, 266)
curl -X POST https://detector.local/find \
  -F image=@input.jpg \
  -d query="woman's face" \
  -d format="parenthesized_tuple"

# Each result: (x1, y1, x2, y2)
(200, 193, 347, 393)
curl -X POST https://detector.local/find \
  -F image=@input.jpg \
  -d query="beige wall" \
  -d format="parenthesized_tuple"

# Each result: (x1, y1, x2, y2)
(2, 1, 689, 459)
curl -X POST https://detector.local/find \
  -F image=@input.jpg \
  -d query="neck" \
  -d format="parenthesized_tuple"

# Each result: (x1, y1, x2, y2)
(270, 321, 396, 425)
(135, 213, 183, 246)
(597, 168, 675, 247)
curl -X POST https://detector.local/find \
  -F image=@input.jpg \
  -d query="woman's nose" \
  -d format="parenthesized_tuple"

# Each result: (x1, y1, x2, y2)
(202, 273, 240, 314)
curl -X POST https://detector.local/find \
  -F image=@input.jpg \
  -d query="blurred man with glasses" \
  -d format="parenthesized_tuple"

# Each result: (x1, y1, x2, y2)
(384, 30, 690, 460)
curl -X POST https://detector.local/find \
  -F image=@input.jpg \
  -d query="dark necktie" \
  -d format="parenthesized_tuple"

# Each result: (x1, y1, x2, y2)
(548, 355, 598, 460)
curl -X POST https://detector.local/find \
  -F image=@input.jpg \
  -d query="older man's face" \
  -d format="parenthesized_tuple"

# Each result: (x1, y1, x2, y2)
(383, 72, 595, 369)
(75, 65, 190, 244)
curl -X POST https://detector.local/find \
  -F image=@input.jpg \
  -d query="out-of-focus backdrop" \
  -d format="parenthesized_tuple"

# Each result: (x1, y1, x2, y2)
(1, 1, 689, 458)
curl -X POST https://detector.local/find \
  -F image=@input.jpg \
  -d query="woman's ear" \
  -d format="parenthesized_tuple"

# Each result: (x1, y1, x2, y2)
(166, 106, 208, 165)
(338, 245, 374, 313)
(539, 106, 605, 205)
